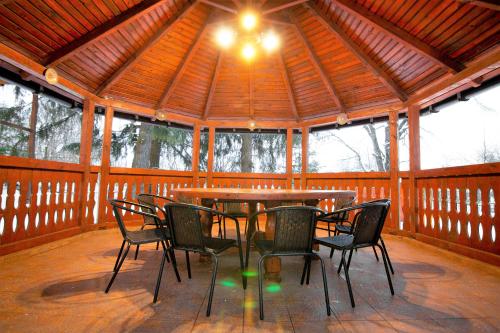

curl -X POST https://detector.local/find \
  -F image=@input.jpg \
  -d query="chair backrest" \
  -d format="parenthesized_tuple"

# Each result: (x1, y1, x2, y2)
(137, 193, 174, 224)
(164, 202, 205, 251)
(268, 206, 321, 254)
(352, 199, 390, 247)
(109, 199, 161, 240)
(329, 196, 356, 221)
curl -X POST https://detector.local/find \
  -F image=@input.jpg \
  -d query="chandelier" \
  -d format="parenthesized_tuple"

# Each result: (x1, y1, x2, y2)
(214, 10, 280, 61)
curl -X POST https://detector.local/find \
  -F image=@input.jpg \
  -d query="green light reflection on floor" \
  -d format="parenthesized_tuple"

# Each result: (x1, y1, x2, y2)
(220, 279, 236, 288)
(265, 283, 281, 293)
(242, 270, 258, 277)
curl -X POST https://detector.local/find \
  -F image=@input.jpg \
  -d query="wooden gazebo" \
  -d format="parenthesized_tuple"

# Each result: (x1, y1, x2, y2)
(0, 0, 499, 263)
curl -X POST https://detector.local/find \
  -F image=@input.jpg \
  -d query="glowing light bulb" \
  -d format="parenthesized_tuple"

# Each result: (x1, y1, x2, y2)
(337, 112, 348, 125)
(241, 11, 258, 31)
(262, 31, 280, 52)
(241, 43, 256, 61)
(248, 119, 256, 130)
(215, 27, 236, 49)
(44, 67, 58, 85)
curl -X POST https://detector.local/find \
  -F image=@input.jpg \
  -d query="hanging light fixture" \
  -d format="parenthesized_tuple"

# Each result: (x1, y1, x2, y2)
(155, 109, 167, 121)
(248, 119, 256, 131)
(337, 112, 348, 125)
(262, 30, 280, 52)
(43, 67, 58, 85)
(215, 26, 236, 49)
(241, 10, 258, 31)
(241, 43, 257, 61)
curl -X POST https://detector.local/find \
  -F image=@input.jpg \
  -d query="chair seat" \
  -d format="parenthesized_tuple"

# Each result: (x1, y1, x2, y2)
(315, 234, 354, 250)
(335, 224, 352, 234)
(127, 228, 169, 245)
(204, 237, 237, 254)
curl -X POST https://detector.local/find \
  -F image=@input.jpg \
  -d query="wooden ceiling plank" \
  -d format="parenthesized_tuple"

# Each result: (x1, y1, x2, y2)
(277, 50, 300, 120)
(199, 0, 237, 14)
(289, 12, 345, 111)
(43, 0, 169, 67)
(96, 1, 198, 96)
(305, 3, 408, 102)
(203, 52, 223, 120)
(156, 21, 210, 108)
(249, 62, 254, 118)
(455, 0, 500, 11)
(263, 0, 309, 15)
(331, 0, 465, 73)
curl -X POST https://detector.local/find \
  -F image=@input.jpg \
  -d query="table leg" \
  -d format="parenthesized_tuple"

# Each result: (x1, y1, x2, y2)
(198, 198, 214, 262)
(263, 200, 282, 282)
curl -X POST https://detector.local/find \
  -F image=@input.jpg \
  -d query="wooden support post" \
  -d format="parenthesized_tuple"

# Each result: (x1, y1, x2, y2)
(389, 110, 400, 230)
(286, 128, 293, 189)
(192, 125, 201, 187)
(28, 93, 38, 158)
(301, 127, 308, 189)
(206, 126, 215, 187)
(97, 106, 114, 226)
(408, 105, 421, 235)
(78, 99, 95, 230)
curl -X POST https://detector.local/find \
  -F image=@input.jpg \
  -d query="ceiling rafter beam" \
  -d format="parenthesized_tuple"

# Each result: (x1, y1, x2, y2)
(277, 50, 300, 121)
(455, 0, 500, 11)
(199, 0, 237, 14)
(289, 12, 345, 111)
(231, 0, 243, 8)
(157, 21, 210, 108)
(249, 63, 254, 118)
(96, 1, 198, 96)
(304, 3, 407, 102)
(331, 0, 464, 73)
(263, 0, 308, 15)
(43, 0, 168, 67)
(203, 51, 222, 120)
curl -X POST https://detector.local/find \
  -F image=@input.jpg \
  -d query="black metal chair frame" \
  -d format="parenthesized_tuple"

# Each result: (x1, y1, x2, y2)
(244, 206, 331, 320)
(135, 193, 175, 260)
(164, 202, 245, 317)
(105, 199, 181, 303)
(214, 200, 257, 238)
(318, 199, 395, 274)
(315, 200, 394, 307)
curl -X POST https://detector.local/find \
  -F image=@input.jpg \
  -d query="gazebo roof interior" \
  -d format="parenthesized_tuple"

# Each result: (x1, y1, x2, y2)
(0, 0, 499, 124)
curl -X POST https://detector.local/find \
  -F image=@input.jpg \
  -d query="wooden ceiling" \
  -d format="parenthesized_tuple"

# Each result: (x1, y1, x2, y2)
(0, 0, 498, 122)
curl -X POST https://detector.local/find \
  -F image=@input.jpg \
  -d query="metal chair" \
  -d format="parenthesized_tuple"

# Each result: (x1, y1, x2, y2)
(316, 196, 356, 258)
(315, 200, 394, 307)
(215, 201, 256, 237)
(244, 206, 331, 320)
(105, 199, 181, 303)
(164, 202, 245, 317)
(134, 193, 175, 259)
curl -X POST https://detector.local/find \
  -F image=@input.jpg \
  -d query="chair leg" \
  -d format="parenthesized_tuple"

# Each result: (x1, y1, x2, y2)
(372, 246, 380, 261)
(185, 251, 191, 279)
(153, 249, 168, 303)
(300, 257, 309, 285)
(206, 254, 219, 317)
(170, 248, 182, 283)
(380, 237, 394, 274)
(106, 244, 130, 293)
(156, 241, 159, 251)
(337, 249, 346, 274)
(343, 249, 355, 308)
(134, 245, 140, 260)
(329, 248, 335, 259)
(306, 256, 312, 285)
(223, 217, 227, 239)
(258, 256, 266, 320)
(113, 240, 125, 272)
(236, 240, 246, 289)
(316, 255, 331, 316)
(378, 244, 394, 295)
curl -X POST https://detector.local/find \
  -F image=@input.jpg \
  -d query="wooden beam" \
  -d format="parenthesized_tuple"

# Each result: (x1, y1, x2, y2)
(331, 0, 464, 73)
(408, 105, 420, 235)
(192, 124, 201, 186)
(231, 0, 243, 8)
(249, 63, 254, 118)
(301, 127, 308, 189)
(97, 105, 114, 226)
(44, 0, 168, 67)
(96, 0, 198, 96)
(304, 3, 408, 102)
(286, 128, 293, 188)
(388, 110, 399, 231)
(199, 0, 237, 14)
(203, 51, 222, 120)
(156, 22, 210, 108)
(290, 13, 345, 111)
(78, 98, 95, 229)
(263, 0, 308, 15)
(455, 0, 500, 11)
(206, 126, 216, 187)
(277, 50, 300, 120)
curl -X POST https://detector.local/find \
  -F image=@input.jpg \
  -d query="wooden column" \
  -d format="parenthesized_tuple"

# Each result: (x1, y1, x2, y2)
(97, 105, 114, 226)
(206, 126, 215, 187)
(389, 110, 400, 230)
(78, 99, 95, 229)
(301, 127, 309, 189)
(192, 124, 201, 187)
(286, 128, 293, 189)
(408, 105, 421, 235)
(28, 93, 38, 158)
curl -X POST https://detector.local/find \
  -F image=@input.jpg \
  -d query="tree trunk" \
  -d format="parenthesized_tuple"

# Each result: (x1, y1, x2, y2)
(132, 123, 152, 168)
(149, 138, 161, 168)
(364, 124, 386, 171)
(241, 133, 253, 172)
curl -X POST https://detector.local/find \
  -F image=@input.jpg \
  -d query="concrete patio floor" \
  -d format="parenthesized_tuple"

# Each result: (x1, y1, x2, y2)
(0, 227, 499, 333)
